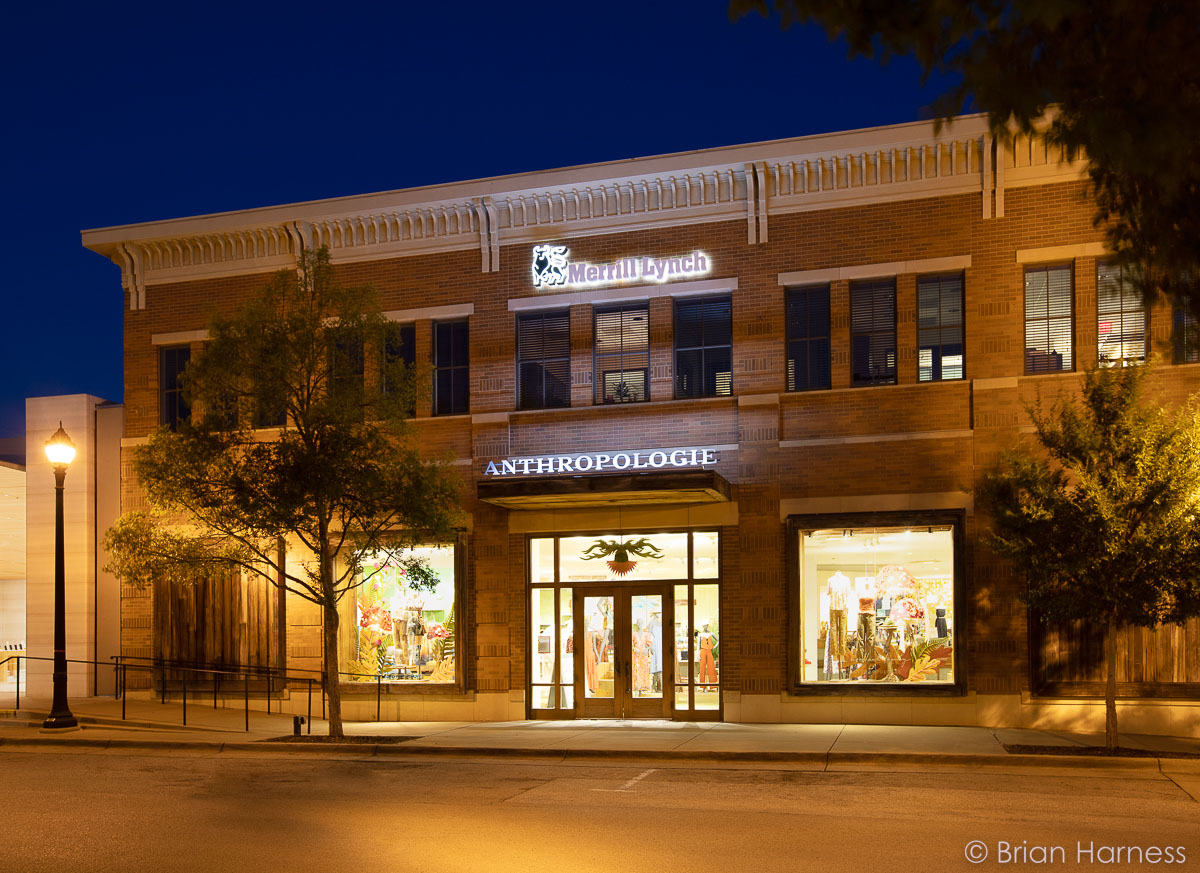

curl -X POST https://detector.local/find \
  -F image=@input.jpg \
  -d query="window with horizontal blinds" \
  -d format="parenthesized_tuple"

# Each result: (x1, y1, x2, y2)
(433, 319, 469, 416)
(1174, 300, 1200, 363)
(1096, 263, 1145, 367)
(159, 345, 191, 431)
(850, 279, 896, 386)
(917, 273, 965, 381)
(594, 304, 649, 403)
(1024, 265, 1073, 373)
(517, 311, 570, 410)
(674, 296, 732, 398)
(786, 285, 831, 391)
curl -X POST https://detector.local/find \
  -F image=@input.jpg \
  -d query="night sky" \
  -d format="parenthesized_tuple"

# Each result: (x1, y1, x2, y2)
(0, 1, 955, 442)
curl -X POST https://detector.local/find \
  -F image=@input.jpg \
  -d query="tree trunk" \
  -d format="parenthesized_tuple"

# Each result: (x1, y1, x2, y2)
(322, 601, 343, 738)
(1105, 614, 1119, 751)
(318, 541, 343, 739)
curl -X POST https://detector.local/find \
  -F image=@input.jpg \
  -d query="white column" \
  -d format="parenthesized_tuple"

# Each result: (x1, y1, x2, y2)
(25, 395, 121, 700)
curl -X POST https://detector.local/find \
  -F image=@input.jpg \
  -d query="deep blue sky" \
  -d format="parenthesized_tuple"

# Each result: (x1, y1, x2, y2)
(0, 1, 953, 440)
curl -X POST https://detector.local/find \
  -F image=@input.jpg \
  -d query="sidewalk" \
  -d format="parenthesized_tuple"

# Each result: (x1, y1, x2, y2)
(2, 695, 1199, 777)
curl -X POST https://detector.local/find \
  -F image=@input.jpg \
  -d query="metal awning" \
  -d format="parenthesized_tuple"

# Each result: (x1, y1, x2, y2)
(477, 469, 731, 510)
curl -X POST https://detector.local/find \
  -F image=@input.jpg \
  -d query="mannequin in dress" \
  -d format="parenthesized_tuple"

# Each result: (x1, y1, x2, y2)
(632, 620, 652, 696)
(826, 571, 851, 679)
(696, 624, 718, 688)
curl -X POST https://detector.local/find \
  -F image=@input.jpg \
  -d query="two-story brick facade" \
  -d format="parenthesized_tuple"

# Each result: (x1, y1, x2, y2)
(82, 114, 1200, 734)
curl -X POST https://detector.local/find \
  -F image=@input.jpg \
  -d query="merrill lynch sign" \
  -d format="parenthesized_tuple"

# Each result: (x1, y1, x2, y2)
(483, 448, 718, 477)
(532, 244, 710, 290)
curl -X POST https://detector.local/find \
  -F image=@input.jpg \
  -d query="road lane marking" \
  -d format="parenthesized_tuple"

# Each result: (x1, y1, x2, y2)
(591, 768, 657, 792)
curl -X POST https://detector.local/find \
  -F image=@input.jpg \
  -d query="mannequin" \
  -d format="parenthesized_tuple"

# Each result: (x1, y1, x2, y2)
(696, 624, 718, 688)
(632, 620, 652, 696)
(826, 571, 851, 678)
(935, 606, 949, 638)
(584, 609, 600, 694)
(649, 611, 663, 692)
(405, 606, 427, 669)
(855, 577, 877, 675)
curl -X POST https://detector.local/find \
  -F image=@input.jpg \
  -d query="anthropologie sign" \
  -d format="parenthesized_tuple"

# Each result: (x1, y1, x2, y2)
(531, 244, 711, 290)
(483, 448, 718, 477)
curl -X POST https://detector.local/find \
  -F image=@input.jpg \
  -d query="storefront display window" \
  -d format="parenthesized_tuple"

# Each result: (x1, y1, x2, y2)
(347, 545, 456, 684)
(799, 525, 954, 685)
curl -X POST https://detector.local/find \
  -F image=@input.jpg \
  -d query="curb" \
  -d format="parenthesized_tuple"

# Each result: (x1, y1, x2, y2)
(0, 735, 1181, 771)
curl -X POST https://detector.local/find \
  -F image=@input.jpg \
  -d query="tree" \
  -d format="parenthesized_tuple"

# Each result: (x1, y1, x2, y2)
(104, 247, 462, 738)
(729, 0, 1200, 310)
(976, 366, 1200, 749)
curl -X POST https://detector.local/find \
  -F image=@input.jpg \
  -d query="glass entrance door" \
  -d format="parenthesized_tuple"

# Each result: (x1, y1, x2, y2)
(576, 588, 672, 719)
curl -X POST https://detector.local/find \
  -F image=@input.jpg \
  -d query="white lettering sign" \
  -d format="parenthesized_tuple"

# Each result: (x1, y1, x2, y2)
(531, 244, 711, 291)
(483, 448, 718, 476)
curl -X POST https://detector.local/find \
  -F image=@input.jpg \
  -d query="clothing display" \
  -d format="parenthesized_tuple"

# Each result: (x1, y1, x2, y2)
(650, 615, 663, 692)
(828, 607, 848, 664)
(827, 571, 851, 612)
(584, 630, 601, 693)
(405, 610, 427, 667)
(935, 607, 949, 638)
(696, 630, 718, 686)
(632, 627, 652, 695)
(856, 612, 876, 667)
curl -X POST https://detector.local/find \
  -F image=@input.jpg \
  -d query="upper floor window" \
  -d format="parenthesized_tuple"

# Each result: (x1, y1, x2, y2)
(595, 304, 649, 403)
(674, 297, 732, 399)
(380, 322, 416, 416)
(850, 279, 896, 386)
(917, 273, 965, 381)
(328, 328, 365, 421)
(517, 311, 570, 410)
(433, 319, 469, 416)
(785, 285, 831, 392)
(159, 345, 191, 432)
(1024, 264, 1073, 373)
(1097, 263, 1145, 367)
(1174, 300, 1200, 364)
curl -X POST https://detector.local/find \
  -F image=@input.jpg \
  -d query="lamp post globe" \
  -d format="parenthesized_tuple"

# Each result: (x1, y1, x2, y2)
(43, 422, 78, 731)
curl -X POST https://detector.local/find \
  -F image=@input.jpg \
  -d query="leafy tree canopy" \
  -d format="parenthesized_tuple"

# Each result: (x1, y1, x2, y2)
(105, 247, 462, 736)
(731, 0, 1200, 308)
(979, 366, 1200, 626)
(976, 365, 1200, 747)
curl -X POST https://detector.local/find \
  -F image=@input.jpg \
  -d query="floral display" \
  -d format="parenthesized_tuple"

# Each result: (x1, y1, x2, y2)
(358, 604, 393, 631)
(889, 597, 926, 622)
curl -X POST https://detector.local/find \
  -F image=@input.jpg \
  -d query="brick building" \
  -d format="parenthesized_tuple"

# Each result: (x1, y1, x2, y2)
(82, 114, 1200, 734)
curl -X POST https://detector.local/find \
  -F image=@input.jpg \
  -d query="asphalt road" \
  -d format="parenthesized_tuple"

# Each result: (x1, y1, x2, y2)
(0, 749, 1196, 872)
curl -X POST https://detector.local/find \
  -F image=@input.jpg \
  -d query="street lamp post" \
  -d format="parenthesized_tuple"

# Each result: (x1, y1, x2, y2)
(42, 422, 78, 731)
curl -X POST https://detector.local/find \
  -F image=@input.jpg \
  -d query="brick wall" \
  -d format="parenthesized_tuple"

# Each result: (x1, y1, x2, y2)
(117, 177, 1200, 711)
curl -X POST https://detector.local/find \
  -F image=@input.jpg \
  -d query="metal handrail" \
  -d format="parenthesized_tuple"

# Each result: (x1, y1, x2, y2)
(1, 654, 319, 734)
(2, 652, 447, 731)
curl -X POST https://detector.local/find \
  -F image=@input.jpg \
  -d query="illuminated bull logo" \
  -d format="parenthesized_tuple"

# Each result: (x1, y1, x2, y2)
(532, 244, 568, 288)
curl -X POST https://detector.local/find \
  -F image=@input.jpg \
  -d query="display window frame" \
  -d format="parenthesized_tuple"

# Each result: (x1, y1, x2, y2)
(786, 509, 967, 697)
(524, 528, 724, 721)
(335, 532, 468, 696)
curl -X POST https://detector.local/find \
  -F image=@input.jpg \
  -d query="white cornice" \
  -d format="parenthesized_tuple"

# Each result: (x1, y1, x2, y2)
(81, 114, 1088, 307)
